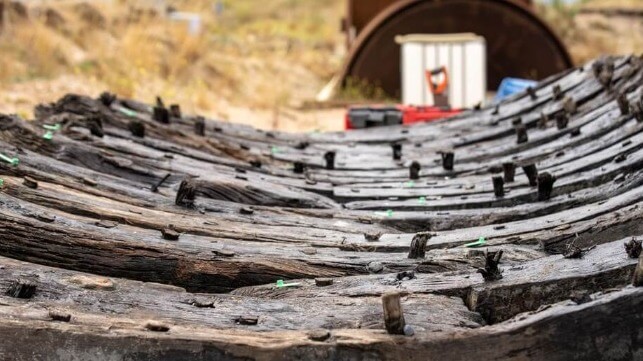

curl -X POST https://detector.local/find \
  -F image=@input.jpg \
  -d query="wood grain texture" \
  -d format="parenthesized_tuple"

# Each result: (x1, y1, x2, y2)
(0, 55, 641, 359)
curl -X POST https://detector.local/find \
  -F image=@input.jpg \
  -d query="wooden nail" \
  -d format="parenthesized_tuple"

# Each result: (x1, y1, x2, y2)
(632, 103, 643, 123)
(194, 116, 205, 136)
(632, 255, 643, 287)
(153, 106, 170, 124)
(537, 172, 556, 201)
(175, 180, 196, 207)
(598, 67, 613, 90)
(526, 87, 537, 100)
(169, 104, 182, 119)
(515, 124, 528, 144)
(409, 161, 420, 180)
(592, 61, 604, 78)
(556, 113, 569, 129)
(502, 162, 515, 182)
(408, 232, 431, 259)
(624, 238, 642, 259)
(293, 161, 305, 174)
(477, 250, 503, 282)
(511, 117, 522, 126)
(99, 92, 116, 106)
(522, 164, 538, 186)
(441, 151, 454, 171)
(492, 176, 504, 197)
(552, 85, 562, 100)
(128, 121, 145, 138)
(87, 116, 104, 138)
(538, 113, 549, 129)
(617, 93, 630, 115)
(563, 96, 577, 115)
(324, 151, 335, 170)
(392, 143, 402, 160)
(382, 292, 406, 335)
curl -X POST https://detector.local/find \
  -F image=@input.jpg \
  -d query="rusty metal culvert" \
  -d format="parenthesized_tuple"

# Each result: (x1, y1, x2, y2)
(339, 0, 573, 98)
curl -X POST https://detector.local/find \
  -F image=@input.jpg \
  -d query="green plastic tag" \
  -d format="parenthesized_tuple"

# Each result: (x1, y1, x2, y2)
(465, 237, 487, 248)
(43, 124, 61, 131)
(276, 279, 300, 288)
(0, 154, 19, 167)
(119, 108, 137, 117)
(375, 209, 394, 217)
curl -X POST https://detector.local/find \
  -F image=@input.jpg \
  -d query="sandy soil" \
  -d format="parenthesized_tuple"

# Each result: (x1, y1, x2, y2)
(0, 74, 346, 132)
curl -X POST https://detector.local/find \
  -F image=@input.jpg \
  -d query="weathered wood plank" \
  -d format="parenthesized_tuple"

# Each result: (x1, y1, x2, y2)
(0, 55, 640, 360)
(0, 257, 483, 332)
(0, 287, 639, 361)
(234, 237, 640, 326)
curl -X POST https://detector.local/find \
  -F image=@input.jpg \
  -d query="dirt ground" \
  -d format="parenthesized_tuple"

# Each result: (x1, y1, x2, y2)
(0, 0, 347, 131)
(0, 75, 347, 131)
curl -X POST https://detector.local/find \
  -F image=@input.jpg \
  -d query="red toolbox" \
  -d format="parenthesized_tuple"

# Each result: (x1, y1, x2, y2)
(345, 104, 461, 129)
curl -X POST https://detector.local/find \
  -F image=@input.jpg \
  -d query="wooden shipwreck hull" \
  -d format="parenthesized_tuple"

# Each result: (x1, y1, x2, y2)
(0, 55, 642, 360)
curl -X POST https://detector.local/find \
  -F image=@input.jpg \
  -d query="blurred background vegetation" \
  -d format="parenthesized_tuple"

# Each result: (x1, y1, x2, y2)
(0, 0, 640, 130)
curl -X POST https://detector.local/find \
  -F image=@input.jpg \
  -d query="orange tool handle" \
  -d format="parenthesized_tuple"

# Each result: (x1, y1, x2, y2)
(425, 66, 449, 95)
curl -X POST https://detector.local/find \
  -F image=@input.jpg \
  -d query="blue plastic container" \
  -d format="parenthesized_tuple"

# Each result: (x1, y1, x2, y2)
(495, 77, 538, 102)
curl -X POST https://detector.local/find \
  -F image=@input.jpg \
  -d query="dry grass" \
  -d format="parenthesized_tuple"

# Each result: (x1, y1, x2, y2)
(0, 0, 640, 130)
(582, 0, 643, 9)
(535, 0, 643, 64)
(0, 0, 344, 126)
